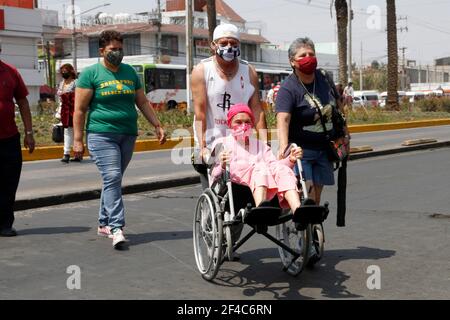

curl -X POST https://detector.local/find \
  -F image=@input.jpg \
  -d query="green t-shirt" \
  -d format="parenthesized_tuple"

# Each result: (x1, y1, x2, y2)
(77, 63, 142, 135)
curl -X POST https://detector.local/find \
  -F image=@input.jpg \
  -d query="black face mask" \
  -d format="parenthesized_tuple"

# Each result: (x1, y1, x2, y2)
(62, 72, 71, 79)
(105, 49, 124, 67)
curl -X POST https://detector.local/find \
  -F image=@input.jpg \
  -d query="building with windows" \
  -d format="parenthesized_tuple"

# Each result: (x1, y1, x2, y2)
(0, 0, 45, 105)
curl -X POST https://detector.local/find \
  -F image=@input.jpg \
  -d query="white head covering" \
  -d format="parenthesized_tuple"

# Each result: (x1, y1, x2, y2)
(213, 24, 240, 42)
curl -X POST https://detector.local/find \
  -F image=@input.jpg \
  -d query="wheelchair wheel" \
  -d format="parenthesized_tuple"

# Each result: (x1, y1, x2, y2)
(307, 224, 324, 268)
(276, 219, 311, 276)
(225, 225, 233, 262)
(193, 190, 223, 281)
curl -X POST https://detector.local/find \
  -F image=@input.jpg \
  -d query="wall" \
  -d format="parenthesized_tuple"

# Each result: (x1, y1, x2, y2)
(0, 5, 44, 107)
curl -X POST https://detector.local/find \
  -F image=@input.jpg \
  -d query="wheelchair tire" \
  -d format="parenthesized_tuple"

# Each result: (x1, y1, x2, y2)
(193, 189, 223, 281)
(307, 224, 324, 268)
(225, 225, 233, 262)
(276, 218, 310, 276)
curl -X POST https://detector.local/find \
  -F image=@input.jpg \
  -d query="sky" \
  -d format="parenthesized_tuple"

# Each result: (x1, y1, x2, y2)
(39, 0, 450, 66)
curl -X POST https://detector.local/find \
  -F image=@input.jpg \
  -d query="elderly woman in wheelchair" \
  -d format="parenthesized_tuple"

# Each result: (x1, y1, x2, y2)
(193, 104, 329, 281)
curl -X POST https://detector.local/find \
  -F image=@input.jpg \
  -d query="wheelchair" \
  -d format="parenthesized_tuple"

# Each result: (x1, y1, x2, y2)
(193, 144, 329, 281)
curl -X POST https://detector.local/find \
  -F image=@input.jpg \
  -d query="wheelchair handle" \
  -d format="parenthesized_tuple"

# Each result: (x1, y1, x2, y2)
(285, 143, 309, 201)
(225, 163, 236, 218)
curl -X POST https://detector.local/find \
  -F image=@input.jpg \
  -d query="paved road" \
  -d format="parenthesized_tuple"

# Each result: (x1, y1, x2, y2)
(16, 125, 450, 201)
(2, 148, 449, 299)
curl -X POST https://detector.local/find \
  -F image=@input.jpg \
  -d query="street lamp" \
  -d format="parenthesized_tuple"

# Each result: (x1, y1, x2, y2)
(71, 2, 111, 72)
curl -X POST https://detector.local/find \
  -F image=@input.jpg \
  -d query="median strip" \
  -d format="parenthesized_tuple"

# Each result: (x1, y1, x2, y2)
(402, 138, 438, 146)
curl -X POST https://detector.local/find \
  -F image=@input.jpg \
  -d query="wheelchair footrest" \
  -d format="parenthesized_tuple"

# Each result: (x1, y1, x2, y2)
(292, 205, 328, 225)
(244, 206, 282, 226)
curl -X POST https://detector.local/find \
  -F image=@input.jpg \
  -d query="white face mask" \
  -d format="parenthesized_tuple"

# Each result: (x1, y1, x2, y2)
(216, 45, 240, 62)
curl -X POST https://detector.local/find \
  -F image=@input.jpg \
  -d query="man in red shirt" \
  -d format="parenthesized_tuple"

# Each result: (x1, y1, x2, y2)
(0, 41, 35, 237)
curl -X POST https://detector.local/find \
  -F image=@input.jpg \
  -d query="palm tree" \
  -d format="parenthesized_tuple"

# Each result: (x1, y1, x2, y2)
(386, 0, 399, 110)
(334, 0, 349, 86)
(310, 1, 349, 85)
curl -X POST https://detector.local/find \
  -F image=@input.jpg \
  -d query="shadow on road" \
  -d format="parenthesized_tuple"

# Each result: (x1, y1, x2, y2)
(213, 246, 396, 299)
(18, 226, 91, 235)
(126, 230, 192, 246)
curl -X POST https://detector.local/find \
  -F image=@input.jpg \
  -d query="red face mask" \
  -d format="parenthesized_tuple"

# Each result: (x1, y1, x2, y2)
(294, 56, 318, 75)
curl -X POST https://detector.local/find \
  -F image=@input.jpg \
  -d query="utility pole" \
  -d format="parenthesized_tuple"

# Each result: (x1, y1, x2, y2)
(156, 0, 162, 62)
(400, 46, 407, 90)
(418, 64, 421, 84)
(63, 4, 66, 27)
(46, 41, 52, 87)
(71, 0, 77, 72)
(347, 0, 352, 83)
(360, 41, 363, 91)
(206, 0, 217, 44)
(186, 0, 193, 114)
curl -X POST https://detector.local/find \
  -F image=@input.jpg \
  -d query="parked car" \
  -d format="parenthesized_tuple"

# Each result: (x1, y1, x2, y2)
(379, 91, 406, 107)
(406, 91, 426, 104)
(352, 90, 380, 108)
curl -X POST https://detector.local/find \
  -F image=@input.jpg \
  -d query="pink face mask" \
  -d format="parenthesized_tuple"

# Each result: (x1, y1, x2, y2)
(231, 123, 252, 140)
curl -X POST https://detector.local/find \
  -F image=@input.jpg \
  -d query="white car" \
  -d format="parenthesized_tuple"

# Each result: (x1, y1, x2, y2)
(379, 91, 407, 107)
(353, 90, 380, 108)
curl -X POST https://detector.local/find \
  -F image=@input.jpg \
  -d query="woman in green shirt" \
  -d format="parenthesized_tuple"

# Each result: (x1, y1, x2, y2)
(73, 30, 166, 249)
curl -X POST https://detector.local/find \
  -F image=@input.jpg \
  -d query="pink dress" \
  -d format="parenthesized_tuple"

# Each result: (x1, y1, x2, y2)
(210, 136, 298, 208)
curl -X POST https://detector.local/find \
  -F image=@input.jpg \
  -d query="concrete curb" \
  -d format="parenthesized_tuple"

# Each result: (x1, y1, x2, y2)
(15, 141, 450, 211)
(349, 141, 450, 160)
(14, 175, 200, 211)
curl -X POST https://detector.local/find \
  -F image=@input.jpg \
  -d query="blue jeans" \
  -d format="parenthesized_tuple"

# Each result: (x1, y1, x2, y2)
(87, 132, 136, 230)
(295, 148, 335, 186)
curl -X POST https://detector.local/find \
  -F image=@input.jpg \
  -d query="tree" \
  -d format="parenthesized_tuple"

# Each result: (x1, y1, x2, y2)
(206, 0, 217, 44)
(386, 0, 399, 110)
(371, 60, 380, 70)
(334, 0, 349, 86)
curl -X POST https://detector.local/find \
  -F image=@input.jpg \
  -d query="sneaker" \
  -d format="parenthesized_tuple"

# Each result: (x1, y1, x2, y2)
(69, 156, 82, 162)
(61, 154, 70, 163)
(0, 227, 17, 237)
(97, 226, 113, 238)
(112, 228, 126, 248)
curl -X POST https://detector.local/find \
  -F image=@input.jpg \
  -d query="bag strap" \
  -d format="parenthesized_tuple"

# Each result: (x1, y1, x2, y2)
(297, 79, 330, 139)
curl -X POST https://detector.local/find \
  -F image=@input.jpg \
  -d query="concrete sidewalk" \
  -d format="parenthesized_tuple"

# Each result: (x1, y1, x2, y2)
(15, 125, 450, 211)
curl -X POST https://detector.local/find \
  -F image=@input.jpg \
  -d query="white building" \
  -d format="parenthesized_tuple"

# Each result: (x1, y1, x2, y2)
(0, 5, 45, 106)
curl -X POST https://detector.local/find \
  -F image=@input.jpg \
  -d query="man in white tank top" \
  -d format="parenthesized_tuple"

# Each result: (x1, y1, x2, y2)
(191, 24, 267, 188)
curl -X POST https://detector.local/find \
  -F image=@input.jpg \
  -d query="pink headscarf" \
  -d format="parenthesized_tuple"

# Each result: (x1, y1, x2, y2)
(226, 103, 255, 127)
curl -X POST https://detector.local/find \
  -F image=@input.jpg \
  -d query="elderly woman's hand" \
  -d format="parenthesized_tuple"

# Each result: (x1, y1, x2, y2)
(219, 150, 231, 169)
(289, 146, 303, 163)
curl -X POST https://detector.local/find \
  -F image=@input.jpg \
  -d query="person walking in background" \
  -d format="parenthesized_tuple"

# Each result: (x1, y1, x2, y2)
(343, 81, 354, 107)
(273, 81, 281, 104)
(57, 63, 80, 163)
(73, 30, 166, 249)
(0, 41, 35, 237)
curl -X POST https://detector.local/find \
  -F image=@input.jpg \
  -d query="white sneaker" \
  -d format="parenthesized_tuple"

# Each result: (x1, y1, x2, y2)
(112, 228, 126, 248)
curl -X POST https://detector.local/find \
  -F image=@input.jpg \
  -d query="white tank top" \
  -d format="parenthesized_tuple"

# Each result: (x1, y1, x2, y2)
(194, 57, 255, 148)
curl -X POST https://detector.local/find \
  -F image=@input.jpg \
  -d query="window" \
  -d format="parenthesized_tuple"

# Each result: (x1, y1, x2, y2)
(146, 68, 187, 90)
(161, 35, 179, 56)
(241, 43, 256, 62)
(88, 37, 100, 58)
(170, 17, 185, 25)
(123, 34, 141, 56)
(197, 18, 205, 29)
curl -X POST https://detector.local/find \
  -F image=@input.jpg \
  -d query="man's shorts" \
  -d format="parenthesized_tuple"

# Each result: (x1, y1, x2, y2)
(294, 148, 335, 186)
